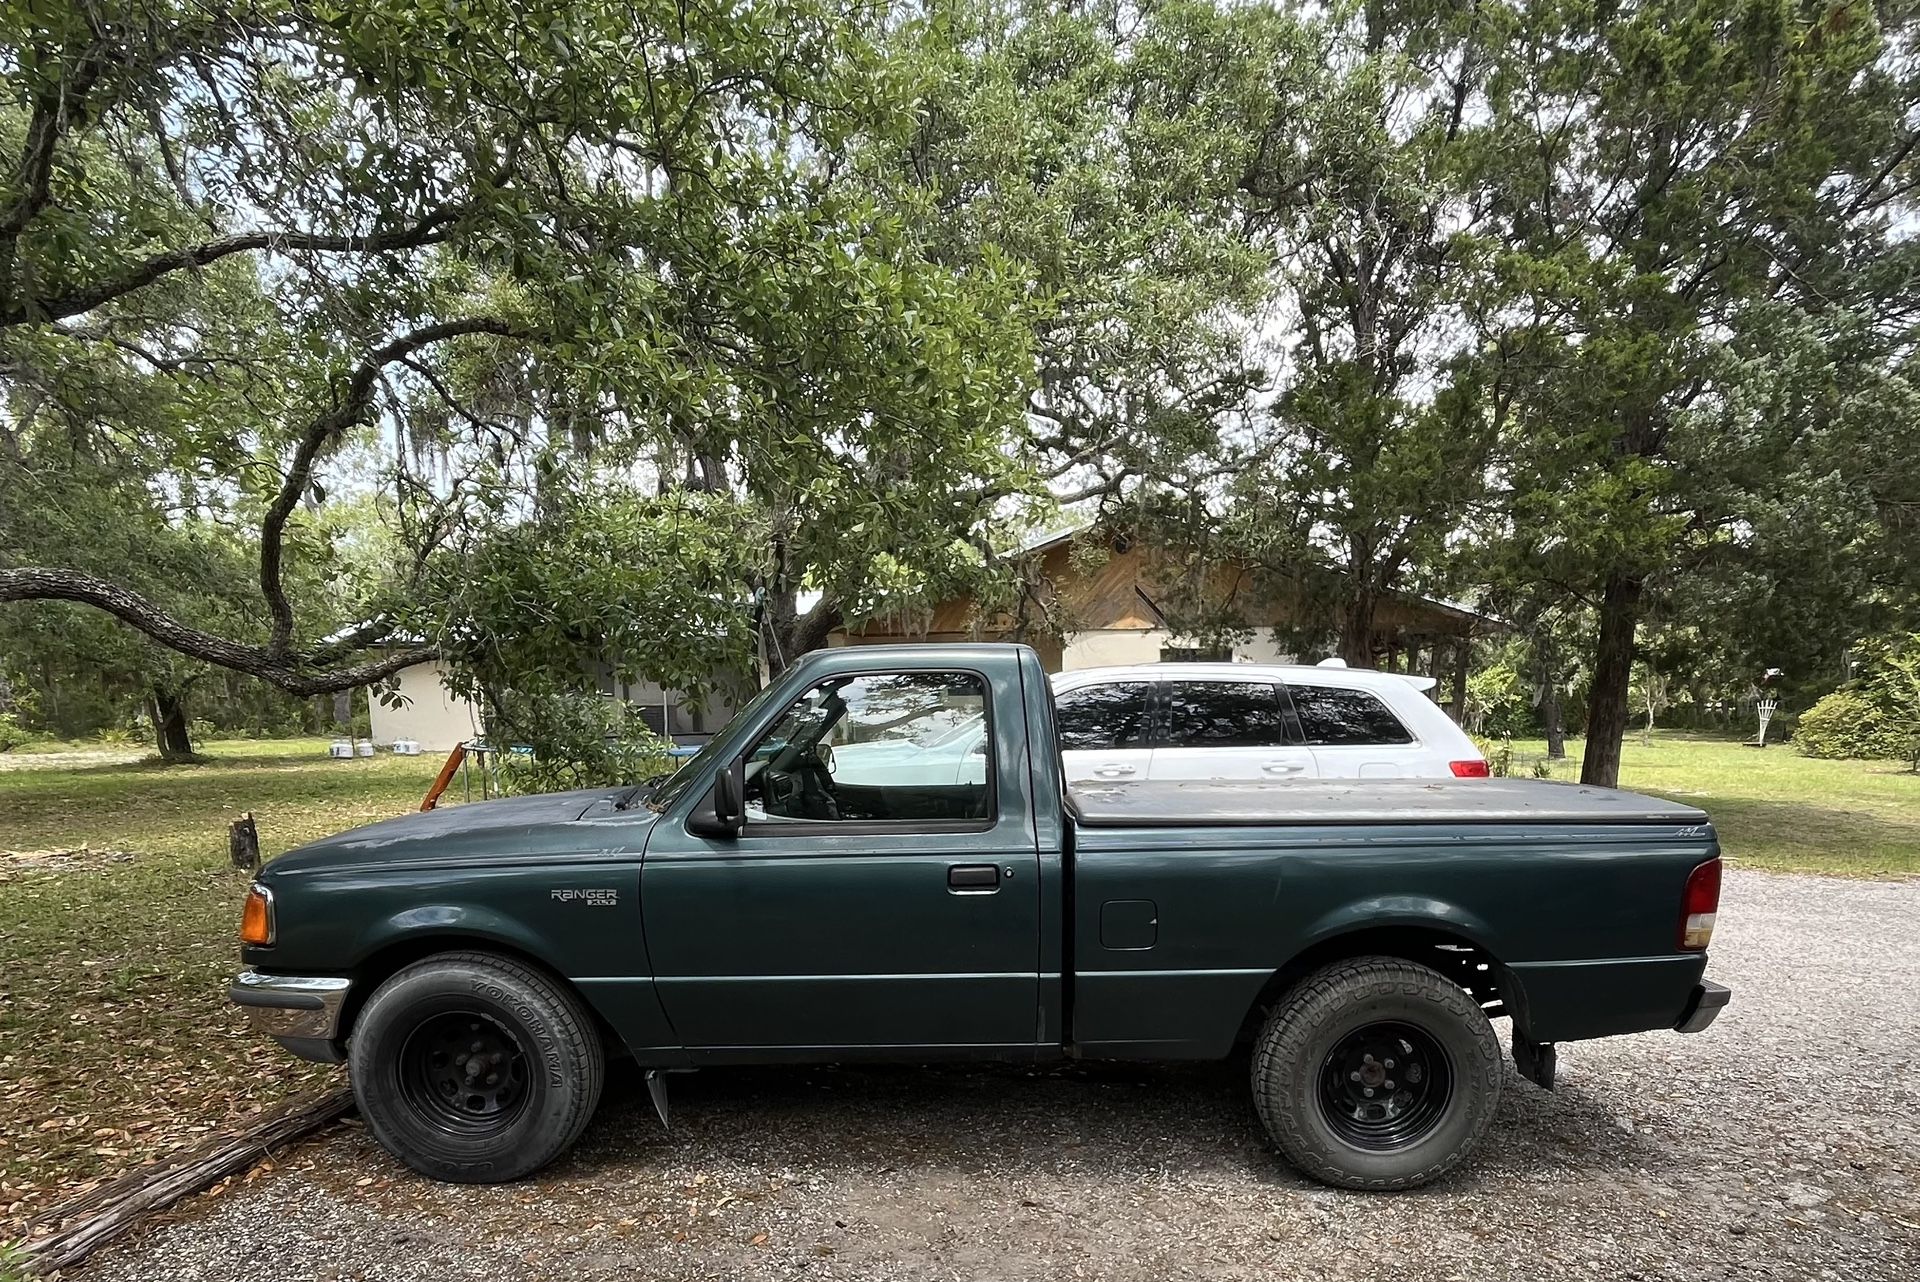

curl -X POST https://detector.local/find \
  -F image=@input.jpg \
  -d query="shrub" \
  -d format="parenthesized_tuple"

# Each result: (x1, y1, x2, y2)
(1470, 733, 1514, 777)
(486, 690, 677, 795)
(0, 712, 40, 752)
(1794, 691, 1911, 761)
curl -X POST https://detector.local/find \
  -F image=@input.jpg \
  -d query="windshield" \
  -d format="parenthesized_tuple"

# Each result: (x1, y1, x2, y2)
(646, 676, 792, 812)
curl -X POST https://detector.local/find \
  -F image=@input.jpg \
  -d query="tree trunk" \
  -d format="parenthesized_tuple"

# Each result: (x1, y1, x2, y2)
(1339, 588, 1377, 667)
(1448, 638, 1470, 724)
(761, 591, 845, 679)
(1540, 669, 1566, 760)
(1580, 573, 1642, 788)
(1535, 634, 1566, 759)
(148, 686, 194, 761)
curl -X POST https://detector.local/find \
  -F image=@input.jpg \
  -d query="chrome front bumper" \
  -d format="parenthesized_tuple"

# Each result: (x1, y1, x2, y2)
(231, 971, 352, 1061)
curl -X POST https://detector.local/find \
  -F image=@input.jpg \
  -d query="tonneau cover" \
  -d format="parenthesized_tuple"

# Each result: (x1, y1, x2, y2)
(1066, 777, 1709, 827)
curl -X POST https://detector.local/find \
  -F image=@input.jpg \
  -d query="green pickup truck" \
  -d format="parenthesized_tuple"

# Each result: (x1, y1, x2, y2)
(233, 643, 1729, 1191)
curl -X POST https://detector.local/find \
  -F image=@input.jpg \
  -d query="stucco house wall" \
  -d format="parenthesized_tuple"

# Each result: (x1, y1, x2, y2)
(366, 658, 482, 751)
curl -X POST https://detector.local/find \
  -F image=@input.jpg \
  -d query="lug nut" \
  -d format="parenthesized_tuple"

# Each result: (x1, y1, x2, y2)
(1349, 1071, 1362, 1082)
(1363, 1087, 1375, 1098)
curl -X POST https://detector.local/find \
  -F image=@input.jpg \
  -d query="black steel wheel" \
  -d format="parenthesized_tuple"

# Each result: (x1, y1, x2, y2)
(349, 951, 604, 1183)
(1251, 956, 1501, 1190)
(398, 1010, 532, 1137)
(1317, 1021, 1454, 1151)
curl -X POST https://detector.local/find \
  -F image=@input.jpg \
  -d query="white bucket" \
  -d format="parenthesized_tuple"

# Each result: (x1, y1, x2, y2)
(328, 739, 354, 759)
(355, 740, 375, 757)
(391, 739, 422, 756)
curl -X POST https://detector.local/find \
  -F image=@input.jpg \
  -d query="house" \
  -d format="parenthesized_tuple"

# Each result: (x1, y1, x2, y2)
(364, 653, 742, 753)
(831, 525, 1497, 713)
(366, 657, 483, 751)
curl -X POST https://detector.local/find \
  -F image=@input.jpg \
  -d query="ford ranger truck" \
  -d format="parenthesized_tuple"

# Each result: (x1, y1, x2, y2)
(231, 643, 1730, 1191)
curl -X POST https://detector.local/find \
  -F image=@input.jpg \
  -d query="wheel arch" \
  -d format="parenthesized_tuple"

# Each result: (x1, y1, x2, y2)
(337, 932, 616, 1050)
(1233, 920, 1512, 1050)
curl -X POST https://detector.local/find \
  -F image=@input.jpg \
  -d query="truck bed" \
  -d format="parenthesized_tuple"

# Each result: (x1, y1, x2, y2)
(1066, 777, 1709, 827)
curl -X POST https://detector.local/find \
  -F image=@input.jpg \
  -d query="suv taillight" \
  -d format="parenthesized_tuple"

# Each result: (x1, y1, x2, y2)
(1680, 858, 1721, 951)
(1449, 759, 1490, 777)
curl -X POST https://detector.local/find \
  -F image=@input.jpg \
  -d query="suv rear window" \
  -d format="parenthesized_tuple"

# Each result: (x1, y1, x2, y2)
(1290, 686, 1414, 746)
(1164, 681, 1292, 748)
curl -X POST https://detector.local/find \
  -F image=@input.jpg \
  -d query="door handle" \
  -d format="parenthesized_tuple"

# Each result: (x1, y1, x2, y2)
(1093, 763, 1137, 778)
(1262, 761, 1306, 775)
(947, 864, 1001, 892)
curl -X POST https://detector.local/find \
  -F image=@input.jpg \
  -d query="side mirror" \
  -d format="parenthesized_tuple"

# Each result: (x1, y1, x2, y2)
(688, 764, 744, 839)
(716, 766, 743, 827)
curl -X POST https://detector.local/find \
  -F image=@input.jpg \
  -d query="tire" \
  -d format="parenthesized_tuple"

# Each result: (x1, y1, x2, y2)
(347, 950, 605, 1183)
(1250, 955, 1501, 1191)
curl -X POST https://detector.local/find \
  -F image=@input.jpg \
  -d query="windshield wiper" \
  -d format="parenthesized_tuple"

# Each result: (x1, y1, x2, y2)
(613, 771, 676, 811)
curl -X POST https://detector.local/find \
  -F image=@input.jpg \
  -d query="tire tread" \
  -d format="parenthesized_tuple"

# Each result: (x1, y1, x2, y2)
(1249, 955, 1501, 1191)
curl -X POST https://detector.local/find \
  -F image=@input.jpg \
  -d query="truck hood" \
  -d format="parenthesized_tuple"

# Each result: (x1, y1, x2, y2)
(264, 786, 654, 876)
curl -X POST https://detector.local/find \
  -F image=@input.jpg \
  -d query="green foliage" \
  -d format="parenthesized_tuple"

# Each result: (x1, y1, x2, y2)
(428, 485, 758, 786)
(1791, 691, 1909, 762)
(1, 0, 1042, 727)
(1795, 635, 1920, 766)
(1854, 633, 1920, 770)
(1465, 659, 1534, 739)
(1209, 0, 1507, 658)
(1470, 733, 1514, 778)
(487, 695, 677, 795)
(0, 711, 42, 752)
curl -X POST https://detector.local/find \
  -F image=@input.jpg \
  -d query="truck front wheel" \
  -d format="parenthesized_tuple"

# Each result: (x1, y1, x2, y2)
(1251, 956, 1501, 1190)
(348, 951, 605, 1183)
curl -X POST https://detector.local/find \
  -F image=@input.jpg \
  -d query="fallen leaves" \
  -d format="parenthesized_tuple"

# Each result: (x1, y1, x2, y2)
(0, 741, 440, 1231)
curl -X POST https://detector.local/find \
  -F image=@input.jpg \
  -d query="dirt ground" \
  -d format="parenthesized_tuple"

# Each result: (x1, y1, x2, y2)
(74, 869, 1920, 1281)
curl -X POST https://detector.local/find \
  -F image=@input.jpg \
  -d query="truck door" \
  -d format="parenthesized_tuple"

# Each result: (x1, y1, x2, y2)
(641, 665, 1043, 1056)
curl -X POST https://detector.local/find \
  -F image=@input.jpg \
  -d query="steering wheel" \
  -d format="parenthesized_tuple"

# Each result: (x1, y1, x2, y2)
(762, 745, 839, 821)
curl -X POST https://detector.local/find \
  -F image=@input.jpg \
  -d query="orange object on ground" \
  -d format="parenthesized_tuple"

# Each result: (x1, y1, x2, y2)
(419, 743, 467, 811)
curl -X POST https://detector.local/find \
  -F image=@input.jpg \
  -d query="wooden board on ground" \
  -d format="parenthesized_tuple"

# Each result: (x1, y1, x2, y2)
(16, 1087, 353, 1276)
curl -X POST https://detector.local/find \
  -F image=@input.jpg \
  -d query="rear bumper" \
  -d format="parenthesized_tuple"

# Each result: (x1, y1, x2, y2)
(1673, 979, 1732, 1034)
(230, 971, 352, 1063)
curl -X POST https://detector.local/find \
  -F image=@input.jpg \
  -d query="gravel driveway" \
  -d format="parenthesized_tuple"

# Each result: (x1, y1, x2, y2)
(82, 869, 1920, 1281)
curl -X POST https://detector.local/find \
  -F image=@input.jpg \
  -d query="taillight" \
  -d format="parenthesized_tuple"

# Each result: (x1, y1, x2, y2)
(1680, 858, 1721, 951)
(1449, 759, 1490, 777)
(240, 882, 275, 947)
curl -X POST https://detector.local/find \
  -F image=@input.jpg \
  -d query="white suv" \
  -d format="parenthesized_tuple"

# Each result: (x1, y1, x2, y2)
(1051, 662, 1487, 784)
(822, 661, 1487, 790)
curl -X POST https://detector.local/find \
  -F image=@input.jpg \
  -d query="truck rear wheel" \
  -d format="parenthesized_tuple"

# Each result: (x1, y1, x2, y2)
(348, 951, 604, 1183)
(1251, 955, 1501, 1190)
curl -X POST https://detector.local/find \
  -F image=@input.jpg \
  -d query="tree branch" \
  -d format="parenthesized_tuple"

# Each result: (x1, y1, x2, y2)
(259, 315, 532, 658)
(0, 568, 436, 695)
(3, 208, 472, 326)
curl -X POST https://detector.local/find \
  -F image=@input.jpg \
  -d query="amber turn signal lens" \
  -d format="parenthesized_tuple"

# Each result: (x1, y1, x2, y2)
(240, 883, 274, 946)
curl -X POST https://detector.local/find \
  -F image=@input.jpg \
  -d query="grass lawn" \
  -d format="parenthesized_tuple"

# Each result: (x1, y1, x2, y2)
(0, 731, 1912, 1234)
(0, 740, 443, 1231)
(1504, 732, 1919, 877)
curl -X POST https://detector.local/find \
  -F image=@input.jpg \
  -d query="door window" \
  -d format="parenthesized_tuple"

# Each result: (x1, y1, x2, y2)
(1055, 682, 1152, 751)
(742, 671, 991, 824)
(1290, 686, 1414, 745)
(1163, 682, 1292, 747)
